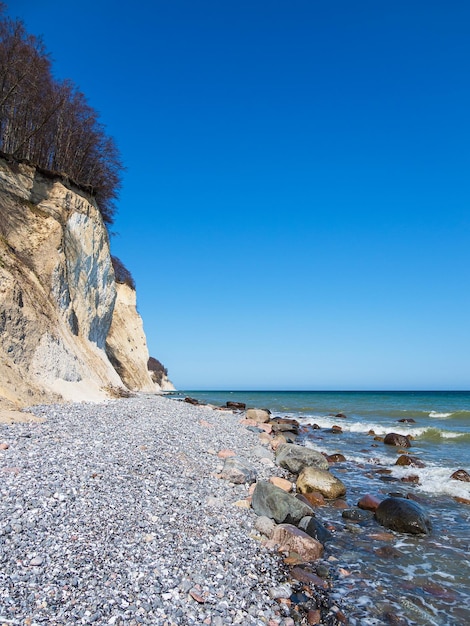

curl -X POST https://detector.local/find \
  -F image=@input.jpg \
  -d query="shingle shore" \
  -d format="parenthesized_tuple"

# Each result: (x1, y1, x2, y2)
(0, 394, 298, 626)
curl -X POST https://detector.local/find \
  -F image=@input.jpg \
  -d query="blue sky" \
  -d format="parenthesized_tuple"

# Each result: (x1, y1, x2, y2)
(11, 1, 470, 390)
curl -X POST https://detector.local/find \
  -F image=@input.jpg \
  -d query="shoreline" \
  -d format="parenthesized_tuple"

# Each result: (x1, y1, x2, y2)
(0, 393, 346, 626)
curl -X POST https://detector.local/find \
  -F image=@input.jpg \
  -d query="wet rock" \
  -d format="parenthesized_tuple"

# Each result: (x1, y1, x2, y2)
(357, 494, 381, 511)
(218, 457, 257, 484)
(290, 566, 328, 589)
(184, 396, 200, 405)
(297, 491, 326, 507)
(275, 443, 329, 474)
(375, 545, 403, 558)
(450, 469, 470, 482)
(375, 497, 432, 534)
(226, 401, 246, 410)
(398, 418, 416, 423)
(327, 453, 346, 463)
(401, 475, 420, 483)
(330, 425, 343, 434)
(342, 508, 374, 522)
(297, 466, 346, 499)
(271, 422, 300, 435)
(383, 433, 411, 448)
(245, 408, 271, 423)
(395, 454, 425, 468)
(335, 413, 347, 419)
(298, 516, 333, 544)
(251, 480, 314, 524)
(270, 524, 324, 562)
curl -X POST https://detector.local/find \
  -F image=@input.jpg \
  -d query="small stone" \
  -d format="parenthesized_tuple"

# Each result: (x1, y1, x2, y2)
(217, 448, 236, 458)
(268, 583, 292, 599)
(269, 476, 292, 492)
(29, 556, 43, 566)
(254, 515, 276, 538)
(0, 442, 9, 450)
(307, 609, 322, 625)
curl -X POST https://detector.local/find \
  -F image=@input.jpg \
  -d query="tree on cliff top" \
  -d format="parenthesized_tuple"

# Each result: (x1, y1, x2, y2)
(0, 7, 122, 225)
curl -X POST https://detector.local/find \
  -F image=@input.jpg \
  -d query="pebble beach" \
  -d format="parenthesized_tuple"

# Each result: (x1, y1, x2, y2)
(0, 394, 343, 626)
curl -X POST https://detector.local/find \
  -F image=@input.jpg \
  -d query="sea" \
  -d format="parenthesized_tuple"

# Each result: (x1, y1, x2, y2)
(174, 390, 470, 626)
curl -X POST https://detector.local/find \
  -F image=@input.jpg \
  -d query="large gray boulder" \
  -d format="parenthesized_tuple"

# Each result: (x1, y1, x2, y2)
(251, 480, 314, 524)
(375, 497, 432, 535)
(275, 443, 329, 474)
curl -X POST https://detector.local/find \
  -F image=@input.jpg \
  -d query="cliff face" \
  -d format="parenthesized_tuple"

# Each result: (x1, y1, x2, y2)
(0, 156, 173, 406)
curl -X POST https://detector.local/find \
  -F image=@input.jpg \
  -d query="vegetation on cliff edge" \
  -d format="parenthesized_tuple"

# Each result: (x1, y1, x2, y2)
(0, 4, 123, 225)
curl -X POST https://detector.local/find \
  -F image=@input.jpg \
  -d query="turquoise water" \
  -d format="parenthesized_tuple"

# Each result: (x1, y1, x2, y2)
(176, 391, 470, 625)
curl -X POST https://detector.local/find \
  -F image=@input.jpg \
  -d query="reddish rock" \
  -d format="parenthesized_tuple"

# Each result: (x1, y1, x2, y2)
(395, 454, 425, 468)
(331, 425, 343, 433)
(290, 567, 328, 589)
(332, 499, 348, 509)
(373, 436, 384, 442)
(450, 469, 470, 482)
(217, 449, 236, 458)
(184, 396, 200, 405)
(270, 524, 324, 562)
(269, 476, 292, 492)
(454, 496, 470, 505)
(270, 434, 287, 450)
(368, 430, 375, 435)
(189, 588, 206, 603)
(357, 494, 381, 511)
(297, 491, 326, 507)
(0, 443, 9, 450)
(375, 545, 403, 558)
(307, 609, 322, 625)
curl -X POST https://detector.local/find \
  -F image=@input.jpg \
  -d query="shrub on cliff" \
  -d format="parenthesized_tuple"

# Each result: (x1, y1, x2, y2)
(111, 256, 136, 291)
(148, 357, 169, 386)
(0, 5, 122, 225)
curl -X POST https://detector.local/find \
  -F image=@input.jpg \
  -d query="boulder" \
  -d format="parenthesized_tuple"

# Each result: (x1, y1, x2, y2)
(395, 455, 425, 468)
(383, 433, 411, 448)
(271, 422, 299, 434)
(298, 516, 333, 544)
(245, 408, 271, 423)
(450, 469, 470, 482)
(297, 466, 346, 499)
(270, 524, 324, 562)
(184, 397, 199, 405)
(226, 401, 246, 410)
(275, 443, 329, 474)
(375, 497, 432, 534)
(219, 457, 257, 484)
(251, 480, 313, 524)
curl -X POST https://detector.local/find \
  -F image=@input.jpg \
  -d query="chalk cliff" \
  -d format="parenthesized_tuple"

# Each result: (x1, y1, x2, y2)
(0, 156, 173, 407)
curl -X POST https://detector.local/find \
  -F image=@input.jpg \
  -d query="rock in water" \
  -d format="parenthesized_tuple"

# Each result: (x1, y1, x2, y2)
(251, 480, 313, 524)
(297, 466, 346, 499)
(298, 516, 333, 544)
(383, 433, 411, 448)
(275, 443, 329, 474)
(375, 497, 432, 534)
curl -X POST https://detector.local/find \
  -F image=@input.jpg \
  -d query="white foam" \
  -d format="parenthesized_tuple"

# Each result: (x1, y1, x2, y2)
(429, 411, 453, 418)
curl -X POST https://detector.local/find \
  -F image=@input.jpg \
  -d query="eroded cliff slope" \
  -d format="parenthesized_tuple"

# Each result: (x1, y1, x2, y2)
(0, 156, 173, 407)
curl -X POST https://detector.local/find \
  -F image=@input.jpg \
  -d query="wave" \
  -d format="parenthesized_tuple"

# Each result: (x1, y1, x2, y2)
(298, 414, 469, 442)
(429, 411, 453, 418)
